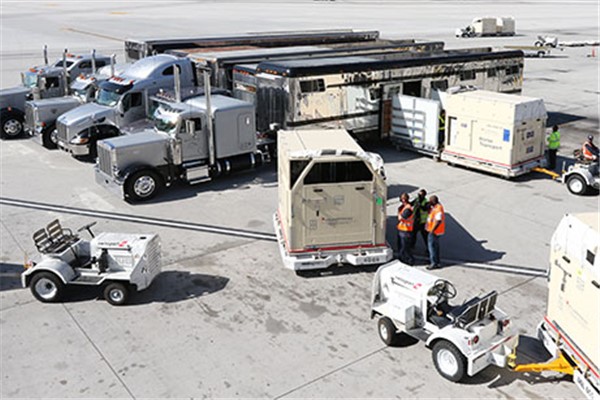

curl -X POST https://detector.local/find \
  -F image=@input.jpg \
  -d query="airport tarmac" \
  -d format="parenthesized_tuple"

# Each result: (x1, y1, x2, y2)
(1, 1, 598, 398)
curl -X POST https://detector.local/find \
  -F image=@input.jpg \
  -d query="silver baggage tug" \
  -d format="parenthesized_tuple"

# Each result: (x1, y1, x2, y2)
(22, 220, 161, 306)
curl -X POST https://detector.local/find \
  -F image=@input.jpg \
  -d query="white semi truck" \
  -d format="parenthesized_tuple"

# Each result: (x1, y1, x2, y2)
(94, 84, 265, 202)
(456, 17, 516, 38)
(54, 54, 196, 158)
(274, 129, 392, 271)
(0, 48, 111, 139)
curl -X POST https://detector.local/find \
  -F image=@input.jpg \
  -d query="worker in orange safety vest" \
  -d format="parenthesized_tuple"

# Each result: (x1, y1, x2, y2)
(582, 135, 599, 162)
(425, 195, 445, 270)
(397, 193, 415, 265)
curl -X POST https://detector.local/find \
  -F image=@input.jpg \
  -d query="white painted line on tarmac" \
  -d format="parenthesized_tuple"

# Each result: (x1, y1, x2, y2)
(0, 197, 277, 242)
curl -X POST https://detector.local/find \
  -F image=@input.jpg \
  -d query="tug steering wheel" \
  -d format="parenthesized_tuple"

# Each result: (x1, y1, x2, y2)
(77, 221, 97, 238)
(431, 279, 457, 302)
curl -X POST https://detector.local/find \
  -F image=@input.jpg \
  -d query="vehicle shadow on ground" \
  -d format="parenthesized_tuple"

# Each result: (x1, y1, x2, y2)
(387, 183, 420, 200)
(130, 165, 278, 205)
(547, 111, 586, 126)
(61, 271, 229, 305)
(0, 263, 24, 291)
(385, 212, 506, 267)
(365, 142, 423, 166)
(295, 264, 380, 279)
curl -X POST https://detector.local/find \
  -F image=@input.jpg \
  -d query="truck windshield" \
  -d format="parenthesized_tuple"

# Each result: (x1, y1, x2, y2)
(95, 81, 132, 107)
(53, 60, 75, 69)
(152, 105, 179, 134)
(22, 71, 38, 88)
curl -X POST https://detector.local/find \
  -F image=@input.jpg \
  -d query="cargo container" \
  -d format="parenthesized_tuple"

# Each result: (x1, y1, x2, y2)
(512, 213, 599, 399)
(440, 90, 547, 178)
(274, 129, 392, 271)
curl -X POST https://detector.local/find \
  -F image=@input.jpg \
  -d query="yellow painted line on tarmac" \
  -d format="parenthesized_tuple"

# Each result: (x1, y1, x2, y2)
(109, 11, 129, 15)
(61, 27, 124, 42)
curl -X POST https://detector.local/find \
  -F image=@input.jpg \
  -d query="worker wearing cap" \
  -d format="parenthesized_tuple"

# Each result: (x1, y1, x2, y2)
(546, 125, 561, 170)
(397, 193, 415, 265)
(411, 189, 430, 255)
(582, 135, 599, 162)
(425, 195, 445, 270)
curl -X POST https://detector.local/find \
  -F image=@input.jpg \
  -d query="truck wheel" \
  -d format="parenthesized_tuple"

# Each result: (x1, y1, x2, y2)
(124, 170, 163, 202)
(30, 272, 65, 303)
(1, 110, 24, 139)
(534, 41, 543, 47)
(536, 51, 546, 58)
(377, 317, 399, 346)
(42, 125, 57, 149)
(104, 282, 129, 306)
(432, 341, 466, 382)
(566, 174, 588, 195)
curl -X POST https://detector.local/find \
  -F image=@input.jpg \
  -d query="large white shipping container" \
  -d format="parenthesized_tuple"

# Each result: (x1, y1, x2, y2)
(441, 90, 547, 178)
(497, 17, 516, 35)
(472, 17, 498, 35)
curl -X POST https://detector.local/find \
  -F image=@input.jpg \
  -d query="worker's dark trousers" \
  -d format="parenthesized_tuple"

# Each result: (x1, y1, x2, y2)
(411, 223, 428, 254)
(547, 149, 557, 170)
(397, 231, 414, 265)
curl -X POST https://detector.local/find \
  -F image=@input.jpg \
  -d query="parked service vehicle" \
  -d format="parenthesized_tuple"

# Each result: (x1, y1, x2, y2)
(562, 151, 600, 195)
(0, 48, 111, 139)
(534, 35, 559, 48)
(511, 213, 599, 399)
(124, 29, 381, 61)
(22, 219, 161, 306)
(456, 17, 516, 38)
(274, 129, 392, 271)
(371, 261, 517, 382)
(55, 54, 195, 158)
(26, 61, 127, 149)
(95, 87, 265, 202)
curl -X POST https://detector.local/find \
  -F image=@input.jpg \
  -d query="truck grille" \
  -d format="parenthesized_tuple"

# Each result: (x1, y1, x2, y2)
(24, 104, 35, 133)
(55, 121, 68, 143)
(97, 144, 113, 176)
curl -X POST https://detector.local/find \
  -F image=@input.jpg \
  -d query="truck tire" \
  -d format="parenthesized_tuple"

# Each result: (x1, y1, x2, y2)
(536, 51, 546, 58)
(432, 341, 466, 382)
(30, 272, 65, 303)
(42, 124, 57, 149)
(377, 317, 399, 346)
(1, 110, 24, 139)
(104, 282, 129, 306)
(566, 174, 588, 195)
(124, 170, 163, 202)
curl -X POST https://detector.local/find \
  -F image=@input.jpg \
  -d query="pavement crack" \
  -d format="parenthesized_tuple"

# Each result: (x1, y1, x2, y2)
(273, 346, 387, 399)
(62, 304, 136, 399)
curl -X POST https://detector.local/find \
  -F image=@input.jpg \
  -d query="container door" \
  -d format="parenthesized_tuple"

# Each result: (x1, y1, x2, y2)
(300, 161, 375, 247)
(514, 122, 544, 165)
(390, 93, 441, 155)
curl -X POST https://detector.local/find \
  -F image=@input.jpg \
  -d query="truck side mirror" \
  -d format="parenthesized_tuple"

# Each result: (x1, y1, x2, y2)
(38, 76, 47, 89)
(186, 120, 195, 135)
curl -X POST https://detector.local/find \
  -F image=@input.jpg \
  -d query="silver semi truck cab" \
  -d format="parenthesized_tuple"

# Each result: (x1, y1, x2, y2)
(26, 63, 127, 149)
(54, 55, 196, 158)
(94, 90, 264, 202)
(0, 51, 111, 140)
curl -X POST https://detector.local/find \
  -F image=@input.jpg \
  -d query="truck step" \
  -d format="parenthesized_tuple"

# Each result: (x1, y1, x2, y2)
(187, 176, 212, 185)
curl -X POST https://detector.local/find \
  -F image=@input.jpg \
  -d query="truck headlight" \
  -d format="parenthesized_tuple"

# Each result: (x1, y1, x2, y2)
(70, 136, 90, 145)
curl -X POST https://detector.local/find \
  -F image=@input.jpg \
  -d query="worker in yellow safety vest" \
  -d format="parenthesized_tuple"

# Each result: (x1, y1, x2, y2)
(546, 125, 560, 170)
(425, 195, 445, 270)
(397, 193, 415, 265)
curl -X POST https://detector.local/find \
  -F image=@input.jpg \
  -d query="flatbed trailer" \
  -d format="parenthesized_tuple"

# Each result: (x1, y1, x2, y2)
(124, 29, 381, 61)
